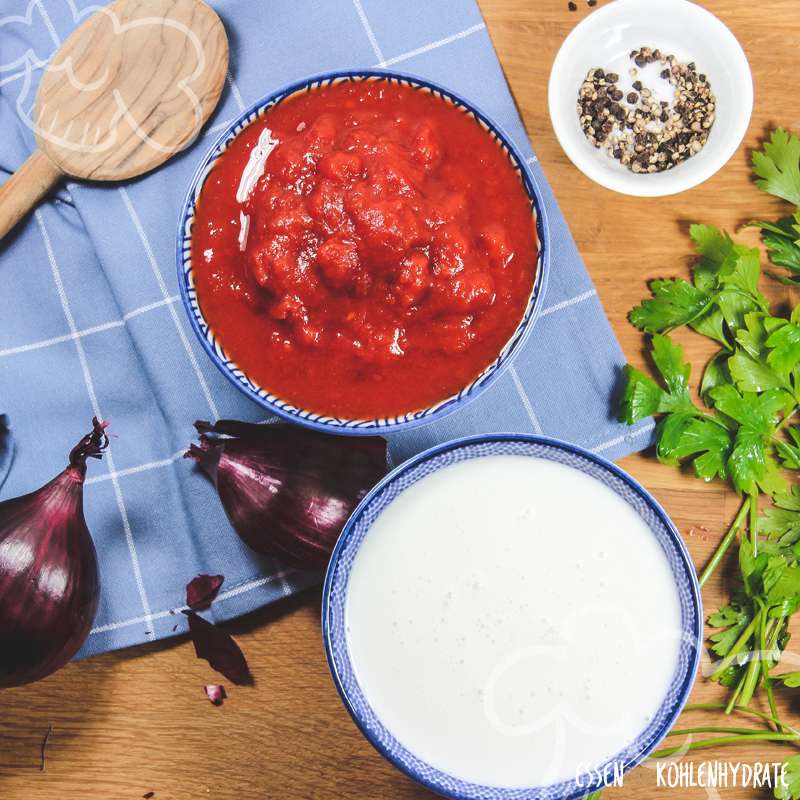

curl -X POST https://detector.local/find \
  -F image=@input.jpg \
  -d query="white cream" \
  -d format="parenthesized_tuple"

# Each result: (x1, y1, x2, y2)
(235, 126, 280, 204)
(345, 454, 684, 788)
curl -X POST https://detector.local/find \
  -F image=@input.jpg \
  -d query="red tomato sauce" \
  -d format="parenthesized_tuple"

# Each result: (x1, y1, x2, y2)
(191, 79, 538, 419)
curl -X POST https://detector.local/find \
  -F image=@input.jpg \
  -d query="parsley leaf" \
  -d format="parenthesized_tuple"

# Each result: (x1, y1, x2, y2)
(728, 313, 792, 392)
(728, 350, 786, 392)
(656, 414, 731, 481)
(775, 672, 800, 688)
(753, 128, 800, 207)
(629, 227, 766, 338)
(759, 487, 800, 545)
(708, 601, 752, 657)
(629, 279, 711, 332)
(691, 223, 733, 259)
(620, 335, 698, 423)
(751, 214, 800, 277)
(700, 351, 731, 404)
(776, 755, 800, 800)
(709, 384, 790, 432)
(691, 223, 765, 302)
(689, 307, 728, 347)
(775, 428, 800, 471)
(709, 385, 791, 494)
(767, 320, 800, 376)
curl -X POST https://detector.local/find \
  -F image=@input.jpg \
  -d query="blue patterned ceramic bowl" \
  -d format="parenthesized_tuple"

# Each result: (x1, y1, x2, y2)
(322, 434, 702, 799)
(177, 70, 549, 435)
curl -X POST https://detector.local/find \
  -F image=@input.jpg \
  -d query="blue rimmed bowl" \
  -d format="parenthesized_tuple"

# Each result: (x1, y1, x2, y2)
(322, 434, 702, 800)
(177, 69, 549, 435)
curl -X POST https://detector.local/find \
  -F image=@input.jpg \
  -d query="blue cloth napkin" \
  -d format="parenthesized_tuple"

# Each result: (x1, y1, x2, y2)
(0, 0, 654, 658)
(0, 416, 12, 491)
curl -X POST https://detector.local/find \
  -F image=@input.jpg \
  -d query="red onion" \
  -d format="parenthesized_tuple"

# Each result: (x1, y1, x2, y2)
(186, 573, 224, 611)
(204, 684, 226, 705)
(0, 419, 108, 688)
(186, 420, 387, 570)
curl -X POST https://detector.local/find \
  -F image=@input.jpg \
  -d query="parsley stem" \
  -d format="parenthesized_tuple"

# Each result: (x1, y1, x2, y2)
(698, 498, 750, 588)
(668, 726, 769, 736)
(725, 674, 746, 714)
(749, 492, 758, 557)
(651, 732, 800, 759)
(736, 608, 767, 708)
(760, 610, 783, 732)
(777, 409, 797, 434)
(683, 703, 800, 735)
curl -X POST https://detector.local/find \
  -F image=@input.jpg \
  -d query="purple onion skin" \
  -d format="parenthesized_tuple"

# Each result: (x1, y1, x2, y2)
(188, 421, 388, 570)
(0, 421, 107, 688)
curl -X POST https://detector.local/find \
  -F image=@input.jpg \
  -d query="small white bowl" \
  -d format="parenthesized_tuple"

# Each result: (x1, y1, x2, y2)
(548, 0, 753, 197)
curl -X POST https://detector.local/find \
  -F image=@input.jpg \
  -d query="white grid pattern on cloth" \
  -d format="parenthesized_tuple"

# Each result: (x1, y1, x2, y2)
(5, 15, 647, 637)
(352, 0, 385, 63)
(90, 569, 296, 634)
(34, 209, 155, 638)
(0, 295, 180, 357)
(378, 22, 486, 67)
(198, 22, 490, 141)
(117, 186, 220, 420)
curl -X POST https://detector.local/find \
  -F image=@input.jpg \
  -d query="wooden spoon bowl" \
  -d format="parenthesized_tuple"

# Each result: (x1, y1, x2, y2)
(0, 0, 228, 239)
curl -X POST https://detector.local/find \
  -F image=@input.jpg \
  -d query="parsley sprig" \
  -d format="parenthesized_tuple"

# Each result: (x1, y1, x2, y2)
(747, 129, 800, 285)
(614, 129, 800, 800)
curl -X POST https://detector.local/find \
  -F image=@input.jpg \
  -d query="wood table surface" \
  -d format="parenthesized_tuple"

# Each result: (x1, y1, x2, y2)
(2, 1, 800, 798)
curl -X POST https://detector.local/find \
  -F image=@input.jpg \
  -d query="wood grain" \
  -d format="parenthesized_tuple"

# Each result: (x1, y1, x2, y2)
(36, 0, 228, 180)
(1, 2, 799, 798)
(0, 0, 228, 240)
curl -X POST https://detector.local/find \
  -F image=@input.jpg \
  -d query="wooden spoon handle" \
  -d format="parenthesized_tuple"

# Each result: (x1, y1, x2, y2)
(0, 151, 63, 240)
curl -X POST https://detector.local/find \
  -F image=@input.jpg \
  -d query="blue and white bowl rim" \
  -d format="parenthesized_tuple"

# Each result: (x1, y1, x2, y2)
(322, 433, 702, 800)
(177, 68, 550, 436)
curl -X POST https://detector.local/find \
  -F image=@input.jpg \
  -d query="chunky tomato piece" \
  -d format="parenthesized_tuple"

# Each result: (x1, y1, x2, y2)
(480, 223, 514, 269)
(431, 224, 470, 276)
(319, 151, 364, 184)
(347, 190, 425, 265)
(316, 234, 364, 292)
(270, 294, 321, 347)
(411, 121, 442, 171)
(394, 250, 431, 309)
(308, 179, 346, 233)
(249, 234, 296, 292)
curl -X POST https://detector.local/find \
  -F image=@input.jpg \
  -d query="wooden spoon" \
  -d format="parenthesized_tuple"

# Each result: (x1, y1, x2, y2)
(0, 0, 229, 239)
